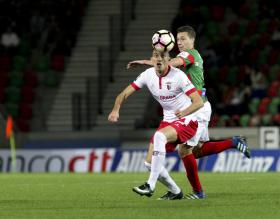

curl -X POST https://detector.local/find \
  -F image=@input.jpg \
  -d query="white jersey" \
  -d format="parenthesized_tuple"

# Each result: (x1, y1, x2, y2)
(131, 66, 197, 123)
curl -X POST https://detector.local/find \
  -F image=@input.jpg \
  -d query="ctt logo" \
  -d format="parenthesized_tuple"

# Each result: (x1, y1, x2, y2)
(0, 149, 116, 173)
(68, 149, 115, 173)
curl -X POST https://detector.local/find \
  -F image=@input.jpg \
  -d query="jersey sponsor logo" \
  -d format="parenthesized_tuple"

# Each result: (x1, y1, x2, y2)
(159, 95, 175, 101)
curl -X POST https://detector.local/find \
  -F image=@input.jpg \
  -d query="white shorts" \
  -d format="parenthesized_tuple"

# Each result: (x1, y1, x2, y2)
(185, 101, 212, 146)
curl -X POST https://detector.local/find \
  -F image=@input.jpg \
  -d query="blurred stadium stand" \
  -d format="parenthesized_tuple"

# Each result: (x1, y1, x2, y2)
(0, 0, 87, 134)
(166, 0, 280, 128)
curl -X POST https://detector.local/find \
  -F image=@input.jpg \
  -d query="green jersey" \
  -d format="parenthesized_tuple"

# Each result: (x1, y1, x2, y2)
(176, 49, 205, 91)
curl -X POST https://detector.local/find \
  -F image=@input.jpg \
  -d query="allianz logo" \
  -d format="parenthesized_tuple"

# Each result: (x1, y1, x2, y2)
(213, 152, 279, 172)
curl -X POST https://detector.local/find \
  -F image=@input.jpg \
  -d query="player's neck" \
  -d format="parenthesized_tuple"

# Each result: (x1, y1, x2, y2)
(156, 66, 170, 77)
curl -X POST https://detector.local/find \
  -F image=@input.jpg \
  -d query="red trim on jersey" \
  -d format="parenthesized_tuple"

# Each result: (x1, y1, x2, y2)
(131, 82, 140, 90)
(187, 73, 192, 81)
(187, 54, 195, 64)
(185, 88, 197, 96)
(159, 77, 162, 89)
(178, 57, 186, 67)
(197, 90, 202, 96)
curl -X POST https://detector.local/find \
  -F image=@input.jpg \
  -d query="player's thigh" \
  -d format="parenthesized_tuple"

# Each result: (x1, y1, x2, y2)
(157, 125, 177, 142)
(186, 120, 209, 146)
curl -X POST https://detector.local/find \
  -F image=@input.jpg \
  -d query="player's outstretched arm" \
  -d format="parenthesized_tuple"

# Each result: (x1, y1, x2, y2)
(108, 85, 136, 123)
(175, 91, 203, 119)
(169, 57, 185, 68)
(127, 60, 153, 69)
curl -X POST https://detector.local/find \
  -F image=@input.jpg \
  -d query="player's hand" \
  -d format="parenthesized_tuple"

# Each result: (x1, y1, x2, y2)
(127, 60, 145, 69)
(175, 109, 185, 119)
(108, 111, 119, 123)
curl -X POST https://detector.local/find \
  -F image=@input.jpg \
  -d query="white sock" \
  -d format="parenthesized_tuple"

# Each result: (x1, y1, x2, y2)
(147, 131, 166, 190)
(158, 168, 181, 194)
(144, 161, 181, 194)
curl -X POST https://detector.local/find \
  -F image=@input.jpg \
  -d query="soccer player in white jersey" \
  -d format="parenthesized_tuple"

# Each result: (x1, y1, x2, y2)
(108, 49, 204, 199)
(127, 26, 250, 199)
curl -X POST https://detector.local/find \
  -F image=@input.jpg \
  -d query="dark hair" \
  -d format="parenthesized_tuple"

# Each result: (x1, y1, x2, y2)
(177, 25, 196, 39)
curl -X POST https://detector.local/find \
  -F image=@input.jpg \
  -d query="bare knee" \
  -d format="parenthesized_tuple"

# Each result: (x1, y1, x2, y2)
(178, 144, 193, 158)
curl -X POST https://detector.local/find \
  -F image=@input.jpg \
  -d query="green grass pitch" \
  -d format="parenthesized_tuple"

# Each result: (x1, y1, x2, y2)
(0, 173, 279, 219)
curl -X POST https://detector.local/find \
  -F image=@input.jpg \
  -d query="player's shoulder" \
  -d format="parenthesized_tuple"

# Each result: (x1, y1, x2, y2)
(177, 49, 201, 58)
(146, 67, 155, 72)
(139, 67, 155, 76)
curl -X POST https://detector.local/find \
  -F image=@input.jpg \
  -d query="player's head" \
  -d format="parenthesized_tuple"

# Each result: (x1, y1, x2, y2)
(176, 25, 196, 51)
(151, 49, 170, 75)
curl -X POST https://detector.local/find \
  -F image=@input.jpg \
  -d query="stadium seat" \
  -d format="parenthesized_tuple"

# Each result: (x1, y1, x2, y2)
(23, 70, 38, 87)
(257, 33, 270, 49)
(268, 18, 279, 33)
(21, 86, 35, 103)
(0, 87, 5, 103)
(246, 20, 258, 36)
(239, 114, 250, 127)
(249, 34, 259, 46)
(248, 3, 258, 19)
(12, 56, 27, 72)
(9, 71, 24, 87)
(268, 97, 280, 115)
(35, 55, 50, 72)
(261, 114, 272, 126)
(209, 113, 220, 127)
(226, 67, 238, 85)
(238, 22, 247, 36)
(257, 49, 270, 66)
(249, 49, 260, 63)
(208, 66, 218, 82)
(205, 22, 220, 39)
(199, 6, 210, 19)
(0, 73, 9, 87)
(5, 102, 19, 118)
(18, 36, 32, 56)
(231, 114, 240, 126)
(258, 19, 269, 33)
(257, 97, 271, 114)
(231, 35, 241, 47)
(51, 54, 65, 71)
(19, 103, 33, 119)
(267, 50, 280, 65)
(272, 114, 280, 125)
(5, 86, 21, 103)
(228, 21, 239, 35)
(210, 5, 225, 22)
(217, 115, 230, 127)
(248, 98, 260, 114)
(0, 55, 12, 73)
(239, 3, 249, 17)
(218, 65, 229, 82)
(44, 71, 59, 87)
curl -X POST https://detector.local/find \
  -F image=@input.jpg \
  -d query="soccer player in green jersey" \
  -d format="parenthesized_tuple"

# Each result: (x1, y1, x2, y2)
(127, 25, 250, 199)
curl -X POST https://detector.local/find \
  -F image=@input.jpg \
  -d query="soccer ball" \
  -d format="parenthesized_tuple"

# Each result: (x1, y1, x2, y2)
(152, 30, 175, 52)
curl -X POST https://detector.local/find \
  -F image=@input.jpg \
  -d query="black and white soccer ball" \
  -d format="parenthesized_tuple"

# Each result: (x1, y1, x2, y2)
(152, 30, 175, 52)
